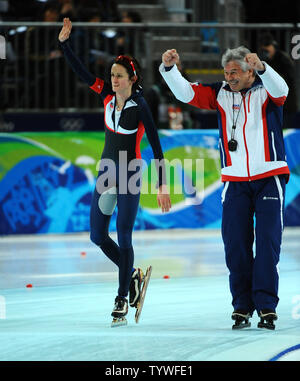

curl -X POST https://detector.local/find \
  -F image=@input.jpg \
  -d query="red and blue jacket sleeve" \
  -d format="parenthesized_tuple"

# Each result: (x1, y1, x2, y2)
(257, 62, 289, 106)
(159, 63, 220, 110)
(60, 39, 111, 99)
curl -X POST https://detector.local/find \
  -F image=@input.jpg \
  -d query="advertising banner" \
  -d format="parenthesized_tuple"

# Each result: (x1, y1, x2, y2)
(0, 130, 299, 235)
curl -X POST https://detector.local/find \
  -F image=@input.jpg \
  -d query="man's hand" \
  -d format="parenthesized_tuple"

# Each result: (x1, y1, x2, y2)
(245, 53, 265, 71)
(58, 18, 72, 42)
(162, 49, 180, 67)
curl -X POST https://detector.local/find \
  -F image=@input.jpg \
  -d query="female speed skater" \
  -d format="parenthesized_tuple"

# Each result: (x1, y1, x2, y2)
(59, 18, 171, 325)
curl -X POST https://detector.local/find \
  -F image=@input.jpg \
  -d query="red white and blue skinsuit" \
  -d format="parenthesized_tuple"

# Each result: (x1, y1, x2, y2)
(60, 39, 165, 298)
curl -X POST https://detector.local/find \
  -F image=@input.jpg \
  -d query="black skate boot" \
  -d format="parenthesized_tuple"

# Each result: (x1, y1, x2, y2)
(257, 309, 277, 330)
(111, 296, 128, 327)
(232, 310, 252, 329)
(129, 268, 144, 308)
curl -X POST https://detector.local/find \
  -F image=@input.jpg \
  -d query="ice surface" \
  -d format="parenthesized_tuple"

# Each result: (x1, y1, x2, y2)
(0, 229, 299, 361)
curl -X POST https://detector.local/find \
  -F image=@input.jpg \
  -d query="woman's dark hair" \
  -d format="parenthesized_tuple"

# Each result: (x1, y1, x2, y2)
(113, 55, 142, 91)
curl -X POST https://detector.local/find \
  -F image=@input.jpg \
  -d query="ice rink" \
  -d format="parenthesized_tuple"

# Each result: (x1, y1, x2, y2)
(0, 228, 299, 362)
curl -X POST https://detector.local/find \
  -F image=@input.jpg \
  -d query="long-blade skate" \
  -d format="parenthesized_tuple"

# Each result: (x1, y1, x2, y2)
(232, 310, 252, 329)
(135, 265, 152, 324)
(111, 317, 127, 327)
(111, 296, 128, 327)
(129, 268, 144, 308)
(257, 310, 277, 330)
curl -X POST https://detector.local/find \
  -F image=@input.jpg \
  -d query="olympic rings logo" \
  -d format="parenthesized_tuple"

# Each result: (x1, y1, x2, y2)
(60, 118, 85, 131)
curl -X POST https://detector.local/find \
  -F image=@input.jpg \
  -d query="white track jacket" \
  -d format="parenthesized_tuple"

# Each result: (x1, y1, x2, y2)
(159, 62, 290, 182)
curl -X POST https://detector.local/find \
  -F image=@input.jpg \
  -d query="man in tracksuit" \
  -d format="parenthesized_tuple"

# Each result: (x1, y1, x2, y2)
(159, 46, 290, 329)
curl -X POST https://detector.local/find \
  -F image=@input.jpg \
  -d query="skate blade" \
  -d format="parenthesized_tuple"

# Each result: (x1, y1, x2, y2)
(129, 269, 144, 308)
(232, 322, 251, 330)
(135, 265, 152, 324)
(139, 268, 145, 281)
(111, 317, 127, 327)
(257, 322, 275, 330)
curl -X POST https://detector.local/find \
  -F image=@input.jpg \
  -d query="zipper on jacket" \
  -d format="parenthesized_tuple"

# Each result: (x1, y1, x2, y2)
(113, 97, 127, 133)
(271, 131, 277, 161)
(247, 91, 251, 113)
(242, 94, 251, 179)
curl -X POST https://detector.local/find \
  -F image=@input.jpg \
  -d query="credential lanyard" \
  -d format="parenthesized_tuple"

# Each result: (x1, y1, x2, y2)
(231, 92, 243, 140)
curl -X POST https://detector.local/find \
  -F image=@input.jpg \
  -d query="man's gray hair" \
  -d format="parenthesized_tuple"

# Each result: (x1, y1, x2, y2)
(221, 46, 251, 71)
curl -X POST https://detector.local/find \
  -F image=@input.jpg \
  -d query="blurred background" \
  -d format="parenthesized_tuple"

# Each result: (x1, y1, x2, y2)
(0, 0, 300, 235)
(1, 0, 300, 130)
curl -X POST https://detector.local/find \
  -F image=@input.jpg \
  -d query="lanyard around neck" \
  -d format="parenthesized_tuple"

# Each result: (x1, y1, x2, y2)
(231, 92, 243, 140)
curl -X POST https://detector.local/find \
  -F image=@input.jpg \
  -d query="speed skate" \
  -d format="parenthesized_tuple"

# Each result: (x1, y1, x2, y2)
(111, 296, 128, 327)
(111, 317, 127, 327)
(135, 265, 152, 324)
(110, 266, 152, 327)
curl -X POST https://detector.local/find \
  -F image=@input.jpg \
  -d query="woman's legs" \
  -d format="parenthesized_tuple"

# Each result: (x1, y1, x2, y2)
(90, 186, 121, 267)
(90, 166, 141, 298)
(116, 191, 140, 297)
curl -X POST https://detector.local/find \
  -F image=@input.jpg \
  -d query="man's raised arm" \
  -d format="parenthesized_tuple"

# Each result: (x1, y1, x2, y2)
(159, 49, 218, 110)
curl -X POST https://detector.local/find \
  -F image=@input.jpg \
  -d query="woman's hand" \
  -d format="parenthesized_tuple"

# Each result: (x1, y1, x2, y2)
(58, 17, 72, 42)
(157, 184, 171, 213)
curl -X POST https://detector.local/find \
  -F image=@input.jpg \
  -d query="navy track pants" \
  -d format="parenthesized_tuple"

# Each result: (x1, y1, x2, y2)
(221, 175, 286, 314)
